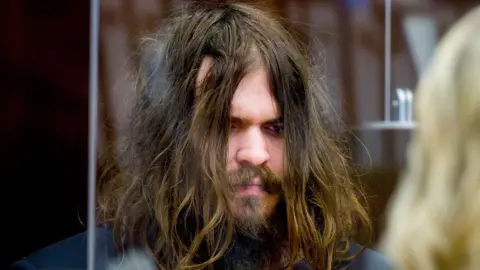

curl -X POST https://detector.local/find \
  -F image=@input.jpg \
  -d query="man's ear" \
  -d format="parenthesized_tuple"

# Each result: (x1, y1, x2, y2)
(195, 56, 214, 99)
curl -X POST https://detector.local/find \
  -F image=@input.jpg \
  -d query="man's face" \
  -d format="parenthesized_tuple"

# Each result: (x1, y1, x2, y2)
(197, 58, 285, 229)
(226, 67, 284, 228)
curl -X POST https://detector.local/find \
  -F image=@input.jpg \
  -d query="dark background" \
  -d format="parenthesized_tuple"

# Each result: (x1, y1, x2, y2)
(1, 0, 90, 267)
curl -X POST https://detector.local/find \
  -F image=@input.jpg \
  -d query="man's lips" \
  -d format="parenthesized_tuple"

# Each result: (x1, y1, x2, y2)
(235, 184, 265, 196)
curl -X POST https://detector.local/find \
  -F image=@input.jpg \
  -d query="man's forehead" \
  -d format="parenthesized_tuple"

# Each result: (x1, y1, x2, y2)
(195, 57, 279, 121)
(230, 68, 280, 124)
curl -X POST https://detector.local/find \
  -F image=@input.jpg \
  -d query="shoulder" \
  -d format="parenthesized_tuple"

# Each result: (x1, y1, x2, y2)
(9, 227, 117, 270)
(342, 242, 393, 270)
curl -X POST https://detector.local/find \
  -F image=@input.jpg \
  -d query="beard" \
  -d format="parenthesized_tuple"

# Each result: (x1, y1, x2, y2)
(183, 166, 288, 269)
(216, 201, 288, 270)
(219, 235, 264, 270)
(228, 165, 283, 236)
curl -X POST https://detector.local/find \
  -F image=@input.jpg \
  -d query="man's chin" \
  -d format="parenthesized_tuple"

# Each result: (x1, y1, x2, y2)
(233, 211, 269, 237)
(230, 194, 282, 234)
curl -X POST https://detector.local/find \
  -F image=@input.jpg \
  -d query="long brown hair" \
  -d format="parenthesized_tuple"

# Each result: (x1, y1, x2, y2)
(98, 2, 371, 269)
(381, 6, 480, 270)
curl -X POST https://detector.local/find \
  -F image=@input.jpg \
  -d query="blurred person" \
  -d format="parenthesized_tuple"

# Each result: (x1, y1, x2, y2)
(380, 6, 480, 270)
(11, 2, 391, 270)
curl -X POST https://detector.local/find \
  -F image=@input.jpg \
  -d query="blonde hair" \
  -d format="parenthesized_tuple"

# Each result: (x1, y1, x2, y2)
(381, 6, 480, 270)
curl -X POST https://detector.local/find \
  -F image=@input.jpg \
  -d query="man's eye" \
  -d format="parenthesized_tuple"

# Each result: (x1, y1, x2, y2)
(230, 123, 239, 131)
(264, 124, 284, 135)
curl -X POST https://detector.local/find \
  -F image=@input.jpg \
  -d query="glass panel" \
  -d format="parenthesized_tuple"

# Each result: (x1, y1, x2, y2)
(350, 0, 480, 241)
(93, 0, 480, 262)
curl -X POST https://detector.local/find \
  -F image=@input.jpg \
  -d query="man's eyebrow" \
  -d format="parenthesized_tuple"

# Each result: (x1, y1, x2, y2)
(264, 118, 283, 125)
(230, 116, 283, 125)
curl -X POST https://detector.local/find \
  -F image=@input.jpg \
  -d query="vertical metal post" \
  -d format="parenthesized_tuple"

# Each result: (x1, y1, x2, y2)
(87, 0, 100, 269)
(385, 0, 392, 122)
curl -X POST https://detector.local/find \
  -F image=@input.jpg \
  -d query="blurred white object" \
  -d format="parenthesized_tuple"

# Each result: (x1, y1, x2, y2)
(107, 249, 157, 270)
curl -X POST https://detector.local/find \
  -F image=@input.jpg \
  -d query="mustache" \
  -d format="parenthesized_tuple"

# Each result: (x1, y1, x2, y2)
(229, 166, 282, 194)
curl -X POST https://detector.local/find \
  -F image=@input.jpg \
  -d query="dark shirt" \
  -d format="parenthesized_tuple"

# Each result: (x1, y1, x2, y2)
(10, 227, 392, 270)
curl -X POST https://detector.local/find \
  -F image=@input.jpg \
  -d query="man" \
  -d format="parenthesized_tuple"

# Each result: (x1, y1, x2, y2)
(11, 2, 391, 269)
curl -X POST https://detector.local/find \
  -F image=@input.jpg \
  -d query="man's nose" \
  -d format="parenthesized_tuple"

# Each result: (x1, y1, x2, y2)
(235, 127, 270, 167)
